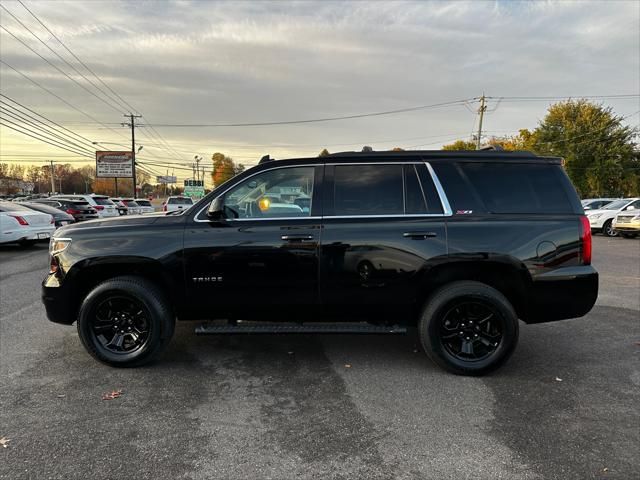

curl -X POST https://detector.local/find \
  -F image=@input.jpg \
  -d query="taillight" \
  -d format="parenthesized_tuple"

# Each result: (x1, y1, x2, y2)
(94, 205, 104, 210)
(579, 215, 592, 265)
(66, 208, 81, 215)
(10, 215, 29, 225)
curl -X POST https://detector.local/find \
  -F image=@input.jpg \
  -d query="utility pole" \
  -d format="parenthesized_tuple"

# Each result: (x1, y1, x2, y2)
(476, 94, 487, 150)
(49, 160, 56, 193)
(123, 113, 142, 197)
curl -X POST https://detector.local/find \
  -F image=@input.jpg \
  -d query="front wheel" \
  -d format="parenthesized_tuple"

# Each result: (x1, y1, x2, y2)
(603, 219, 618, 237)
(418, 281, 519, 376)
(77, 276, 175, 367)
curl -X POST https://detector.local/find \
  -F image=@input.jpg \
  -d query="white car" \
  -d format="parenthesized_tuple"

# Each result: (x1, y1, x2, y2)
(134, 198, 155, 214)
(51, 194, 119, 218)
(581, 198, 619, 210)
(0, 201, 55, 246)
(163, 196, 194, 213)
(111, 198, 143, 215)
(586, 197, 640, 237)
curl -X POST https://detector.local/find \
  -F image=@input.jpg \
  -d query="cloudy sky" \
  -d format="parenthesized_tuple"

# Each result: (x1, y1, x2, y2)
(1, 0, 639, 183)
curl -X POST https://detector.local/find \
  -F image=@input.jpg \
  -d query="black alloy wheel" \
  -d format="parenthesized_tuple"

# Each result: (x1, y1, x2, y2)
(603, 219, 618, 237)
(90, 296, 151, 354)
(418, 281, 519, 376)
(439, 301, 503, 362)
(77, 276, 174, 367)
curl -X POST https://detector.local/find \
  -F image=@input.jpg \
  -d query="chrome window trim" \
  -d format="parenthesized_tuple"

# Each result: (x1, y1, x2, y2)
(425, 162, 453, 216)
(193, 161, 453, 222)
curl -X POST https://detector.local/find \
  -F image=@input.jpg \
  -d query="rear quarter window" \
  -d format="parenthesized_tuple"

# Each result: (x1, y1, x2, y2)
(460, 163, 576, 214)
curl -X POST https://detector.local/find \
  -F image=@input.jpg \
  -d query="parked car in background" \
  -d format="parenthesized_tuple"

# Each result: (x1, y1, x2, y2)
(163, 196, 194, 213)
(134, 198, 155, 214)
(32, 199, 99, 222)
(586, 198, 640, 237)
(581, 198, 618, 210)
(0, 200, 55, 246)
(51, 194, 119, 218)
(613, 209, 640, 238)
(22, 202, 75, 228)
(110, 198, 142, 215)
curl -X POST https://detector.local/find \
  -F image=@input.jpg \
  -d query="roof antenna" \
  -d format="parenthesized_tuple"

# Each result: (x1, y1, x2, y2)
(259, 154, 272, 164)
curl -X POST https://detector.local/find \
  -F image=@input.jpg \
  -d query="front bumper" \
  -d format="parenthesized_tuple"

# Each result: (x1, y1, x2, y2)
(526, 265, 599, 323)
(612, 220, 640, 233)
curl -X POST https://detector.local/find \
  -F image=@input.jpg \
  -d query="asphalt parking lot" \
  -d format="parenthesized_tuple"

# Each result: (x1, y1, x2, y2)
(0, 235, 638, 480)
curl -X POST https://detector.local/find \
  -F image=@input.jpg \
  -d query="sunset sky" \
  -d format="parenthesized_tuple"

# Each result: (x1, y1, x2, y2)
(1, 0, 639, 184)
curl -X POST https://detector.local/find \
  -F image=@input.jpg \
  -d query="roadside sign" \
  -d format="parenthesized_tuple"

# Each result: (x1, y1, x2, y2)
(96, 151, 133, 178)
(157, 175, 177, 184)
(184, 179, 205, 198)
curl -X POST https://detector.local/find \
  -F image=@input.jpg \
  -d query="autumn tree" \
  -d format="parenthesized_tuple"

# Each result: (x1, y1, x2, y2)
(211, 152, 243, 187)
(441, 140, 476, 151)
(530, 100, 638, 196)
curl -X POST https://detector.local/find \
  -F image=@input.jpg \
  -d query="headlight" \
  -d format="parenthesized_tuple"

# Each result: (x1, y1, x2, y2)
(587, 213, 602, 219)
(49, 237, 71, 256)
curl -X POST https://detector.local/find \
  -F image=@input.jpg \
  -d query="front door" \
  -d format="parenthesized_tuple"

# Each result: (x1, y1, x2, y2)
(184, 165, 323, 319)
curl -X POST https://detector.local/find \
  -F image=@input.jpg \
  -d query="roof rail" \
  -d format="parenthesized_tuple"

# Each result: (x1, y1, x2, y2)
(478, 145, 504, 151)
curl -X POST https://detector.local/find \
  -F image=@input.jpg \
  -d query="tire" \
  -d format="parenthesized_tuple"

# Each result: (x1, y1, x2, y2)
(602, 219, 618, 237)
(621, 233, 638, 239)
(76, 276, 175, 367)
(418, 281, 519, 376)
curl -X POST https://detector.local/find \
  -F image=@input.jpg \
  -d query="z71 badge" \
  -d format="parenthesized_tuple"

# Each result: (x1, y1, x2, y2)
(456, 210, 473, 215)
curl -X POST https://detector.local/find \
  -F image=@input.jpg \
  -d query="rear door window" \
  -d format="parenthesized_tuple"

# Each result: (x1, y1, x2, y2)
(333, 164, 404, 215)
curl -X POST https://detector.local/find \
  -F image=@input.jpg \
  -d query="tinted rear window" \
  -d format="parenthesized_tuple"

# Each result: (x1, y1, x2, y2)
(93, 197, 114, 205)
(334, 165, 404, 215)
(135, 200, 151, 206)
(459, 163, 574, 214)
(168, 197, 193, 205)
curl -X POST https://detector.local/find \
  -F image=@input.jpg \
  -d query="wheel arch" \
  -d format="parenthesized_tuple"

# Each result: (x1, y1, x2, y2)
(416, 258, 532, 323)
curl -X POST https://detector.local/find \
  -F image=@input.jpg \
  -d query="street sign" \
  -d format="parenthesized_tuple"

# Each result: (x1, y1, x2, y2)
(184, 179, 205, 198)
(157, 175, 177, 184)
(96, 151, 133, 178)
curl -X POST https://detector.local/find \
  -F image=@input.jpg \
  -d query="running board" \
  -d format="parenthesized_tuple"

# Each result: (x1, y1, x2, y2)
(195, 322, 407, 335)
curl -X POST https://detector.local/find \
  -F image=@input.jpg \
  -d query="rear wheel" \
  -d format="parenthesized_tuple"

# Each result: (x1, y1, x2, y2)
(418, 281, 519, 376)
(77, 276, 174, 367)
(603, 219, 618, 237)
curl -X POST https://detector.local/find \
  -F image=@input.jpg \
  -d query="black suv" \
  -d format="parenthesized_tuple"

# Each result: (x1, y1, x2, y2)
(42, 151, 598, 375)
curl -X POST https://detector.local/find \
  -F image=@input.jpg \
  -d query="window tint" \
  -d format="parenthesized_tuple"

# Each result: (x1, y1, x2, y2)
(334, 165, 403, 215)
(431, 163, 486, 214)
(136, 200, 151, 207)
(460, 163, 573, 214)
(224, 166, 314, 218)
(168, 197, 193, 205)
(404, 165, 427, 214)
(93, 197, 114, 205)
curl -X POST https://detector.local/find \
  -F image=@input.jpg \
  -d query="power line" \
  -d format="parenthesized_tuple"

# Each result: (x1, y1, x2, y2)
(15, 0, 139, 114)
(0, 23, 125, 115)
(0, 120, 94, 158)
(137, 99, 472, 128)
(0, 59, 128, 140)
(0, 3, 130, 114)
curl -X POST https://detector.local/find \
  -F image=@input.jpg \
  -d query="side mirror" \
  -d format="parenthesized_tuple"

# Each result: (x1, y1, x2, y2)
(207, 197, 225, 220)
(626, 205, 635, 211)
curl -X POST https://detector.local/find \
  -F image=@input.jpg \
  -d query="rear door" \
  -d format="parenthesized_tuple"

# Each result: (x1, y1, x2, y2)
(319, 162, 449, 320)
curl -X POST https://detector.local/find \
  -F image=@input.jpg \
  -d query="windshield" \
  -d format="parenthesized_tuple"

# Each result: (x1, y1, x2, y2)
(603, 200, 631, 210)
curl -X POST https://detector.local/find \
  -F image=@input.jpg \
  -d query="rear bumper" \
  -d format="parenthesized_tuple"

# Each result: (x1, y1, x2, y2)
(525, 265, 599, 323)
(42, 273, 75, 325)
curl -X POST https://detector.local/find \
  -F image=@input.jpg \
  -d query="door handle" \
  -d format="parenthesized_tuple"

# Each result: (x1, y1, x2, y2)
(403, 231, 438, 239)
(281, 234, 314, 242)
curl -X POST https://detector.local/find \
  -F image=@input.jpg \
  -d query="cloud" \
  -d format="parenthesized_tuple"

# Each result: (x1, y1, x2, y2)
(1, 0, 638, 177)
